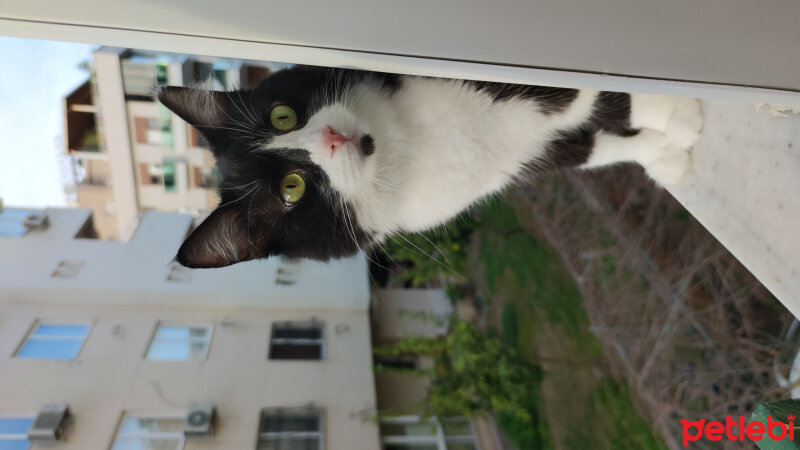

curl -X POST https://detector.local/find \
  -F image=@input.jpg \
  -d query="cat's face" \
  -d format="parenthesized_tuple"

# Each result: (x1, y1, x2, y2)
(158, 67, 394, 267)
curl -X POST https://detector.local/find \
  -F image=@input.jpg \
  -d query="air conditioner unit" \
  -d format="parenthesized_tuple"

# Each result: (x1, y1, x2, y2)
(27, 402, 70, 441)
(183, 402, 216, 437)
(23, 213, 49, 230)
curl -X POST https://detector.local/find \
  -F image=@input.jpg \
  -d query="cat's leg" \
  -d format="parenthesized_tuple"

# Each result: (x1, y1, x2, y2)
(581, 95, 703, 185)
(630, 94, 703, 147)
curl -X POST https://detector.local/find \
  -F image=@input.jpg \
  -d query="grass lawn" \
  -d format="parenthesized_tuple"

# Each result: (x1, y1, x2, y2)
(472, 197, 666, 450)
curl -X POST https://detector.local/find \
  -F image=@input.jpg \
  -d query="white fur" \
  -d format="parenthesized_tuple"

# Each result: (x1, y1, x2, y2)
(262, 78, 703, 235)
(584, 94, 703, 184)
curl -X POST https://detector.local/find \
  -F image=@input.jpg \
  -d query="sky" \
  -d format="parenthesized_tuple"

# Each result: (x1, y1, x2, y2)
(0, 37, 96, 208)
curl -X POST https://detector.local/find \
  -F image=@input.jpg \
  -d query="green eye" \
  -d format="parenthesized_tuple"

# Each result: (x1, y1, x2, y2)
(280, 173, 306, 204)
(270, 105, 298, 131)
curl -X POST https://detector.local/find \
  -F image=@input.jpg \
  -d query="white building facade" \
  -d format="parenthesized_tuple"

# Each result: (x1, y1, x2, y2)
(0, 207, 380, 449)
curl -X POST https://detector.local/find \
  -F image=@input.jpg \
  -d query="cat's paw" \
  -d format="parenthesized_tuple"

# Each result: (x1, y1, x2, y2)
(664, 97, 703, 148)
(632, 95, 702, 185)
(630, 94, 703, 138)
(644, 142, 691, 185)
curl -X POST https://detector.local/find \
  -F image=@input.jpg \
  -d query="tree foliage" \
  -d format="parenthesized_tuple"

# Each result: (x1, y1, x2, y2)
(373, 321, 549, 449)
(378, 216, 477, 287)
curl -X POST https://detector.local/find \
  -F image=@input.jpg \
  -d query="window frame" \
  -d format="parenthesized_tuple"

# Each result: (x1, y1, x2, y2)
(0, 416, 35, 450)
(257, 407, 324, 450)
(145, 323, 214, 361)
(380, 416, 481, 450)
(109, 413, 186, 450)
(268, 321, 325, 361)
(14, 321, 92, 360)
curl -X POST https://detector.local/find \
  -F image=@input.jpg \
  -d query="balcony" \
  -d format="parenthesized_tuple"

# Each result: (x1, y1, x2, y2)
(63, 79, 103, 157)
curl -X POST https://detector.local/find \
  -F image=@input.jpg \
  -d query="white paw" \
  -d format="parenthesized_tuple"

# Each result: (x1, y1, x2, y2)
(645, 142, 691, 185)
(665, 97, 703, 148)
(631, 96, 702, 185)
(631, 95, 703, 141)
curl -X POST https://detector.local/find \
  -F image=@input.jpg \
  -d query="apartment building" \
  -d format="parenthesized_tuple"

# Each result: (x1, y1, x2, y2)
(0, 206, 378, 449)
(63, 47, 278, 241)
(0, 206, 498, 449)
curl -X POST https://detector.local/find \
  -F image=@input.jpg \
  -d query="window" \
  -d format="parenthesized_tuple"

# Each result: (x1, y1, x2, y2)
(51, 260, 85, 279)
(258, 407, 323, 450)
(193, 167, 220, 188)
(110, 415, 184, 450)
(146, 324, 212, 360)
(134, 117, 173, 147)
(269, 322, 324, 360)
(139, 162, 177, 192)
(380, 417, 480, 450)
(0, 417, 34, 450)
(16, 323, 90, 359)
(0, 209, 37, 238)
(166, 263, 192, 283)
(189, 126, 209, 148)
(275, 257, 301, 285)
(374, 355, 418, 371)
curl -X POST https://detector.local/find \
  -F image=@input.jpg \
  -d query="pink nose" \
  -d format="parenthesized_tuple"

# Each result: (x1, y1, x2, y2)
(322, 127, 350, 153)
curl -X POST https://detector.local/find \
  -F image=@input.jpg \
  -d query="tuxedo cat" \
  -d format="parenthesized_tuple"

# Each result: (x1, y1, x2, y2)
(158, 66, 702, 268)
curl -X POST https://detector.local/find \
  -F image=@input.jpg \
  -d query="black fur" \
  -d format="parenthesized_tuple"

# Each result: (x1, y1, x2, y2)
(359, 135, 376, 156)
(468, 81, 579, 114)
(159, 65, 642, 268)
(535, 91, 638, 170)
(159, 67, 383, 268)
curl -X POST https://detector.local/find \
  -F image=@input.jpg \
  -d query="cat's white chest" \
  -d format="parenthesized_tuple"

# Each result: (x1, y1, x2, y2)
(365, 77, 595, 233)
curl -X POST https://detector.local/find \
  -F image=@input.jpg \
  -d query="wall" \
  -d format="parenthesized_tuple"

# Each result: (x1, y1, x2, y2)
(0, 301, 380, 449)
(93, 49, 139, 241)
(74, 183, 117, 240)
(2, 2, 800, 105)
(372, 288, 452, 342)
(0, 208, 371, 310)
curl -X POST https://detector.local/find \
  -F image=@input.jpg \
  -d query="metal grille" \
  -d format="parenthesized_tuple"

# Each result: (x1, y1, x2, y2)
(258, 405, 323, 450)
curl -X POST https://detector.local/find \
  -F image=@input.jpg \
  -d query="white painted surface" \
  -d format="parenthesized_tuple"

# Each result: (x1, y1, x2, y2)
(666, 103, 800, 318)
(2, 0, 800, 90)
(0, 208, 371, 310)
(1, 5, 800, 105)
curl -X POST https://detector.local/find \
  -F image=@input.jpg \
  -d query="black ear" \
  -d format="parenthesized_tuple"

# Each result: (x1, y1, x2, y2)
(175, 206, 261, 268)
(157, 86, 231, 137)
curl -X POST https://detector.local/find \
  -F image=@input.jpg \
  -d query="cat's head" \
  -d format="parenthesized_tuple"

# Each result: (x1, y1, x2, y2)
(158, 67, 394, 268)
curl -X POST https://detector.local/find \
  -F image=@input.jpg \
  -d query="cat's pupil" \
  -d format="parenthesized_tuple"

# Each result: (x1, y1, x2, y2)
(286, 184, 296, 189)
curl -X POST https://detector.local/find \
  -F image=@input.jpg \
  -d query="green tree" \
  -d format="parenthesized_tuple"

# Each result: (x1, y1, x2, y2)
(378, 215, 477, 287)
(374, 321, 549, 449)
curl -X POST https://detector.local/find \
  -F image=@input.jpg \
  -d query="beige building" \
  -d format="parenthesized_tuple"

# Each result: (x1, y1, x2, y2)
(0, 206, 501, 449)
(64, 47, 275, 241)
(0, 206, 377, 449)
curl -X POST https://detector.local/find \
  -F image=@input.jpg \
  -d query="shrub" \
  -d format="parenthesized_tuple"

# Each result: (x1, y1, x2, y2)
(374, 321, 549, 449)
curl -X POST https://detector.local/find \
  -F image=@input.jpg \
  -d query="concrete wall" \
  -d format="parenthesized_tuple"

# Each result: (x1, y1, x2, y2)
(372, 288, 451, 415)
(0, 208, 371, 310)
(372, 288, 452, 342)
(75, 182, 117, 240)
(0, 300, 380, 449)
(93, 48, 140, 242)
